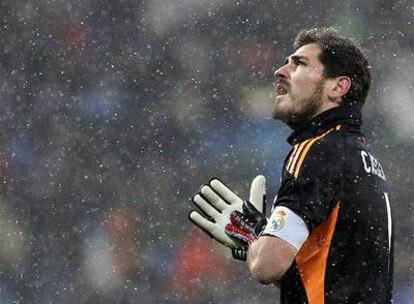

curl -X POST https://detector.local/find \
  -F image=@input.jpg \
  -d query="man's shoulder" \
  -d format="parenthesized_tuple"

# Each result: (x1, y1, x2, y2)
(285, 125, 367, 179)
(285, 127, 345, 178)
(306, 125, 361, 156)
(299, 127, 364, 174)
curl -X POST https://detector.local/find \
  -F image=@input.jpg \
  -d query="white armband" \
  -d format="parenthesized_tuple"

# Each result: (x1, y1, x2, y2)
(262, 206, 309, 252)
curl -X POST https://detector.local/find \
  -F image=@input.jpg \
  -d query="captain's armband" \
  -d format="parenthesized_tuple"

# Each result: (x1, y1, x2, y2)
(262, 206, 309, 251)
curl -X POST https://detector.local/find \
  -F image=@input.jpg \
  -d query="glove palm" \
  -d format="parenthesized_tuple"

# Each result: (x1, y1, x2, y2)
(189, 175, 266, 249)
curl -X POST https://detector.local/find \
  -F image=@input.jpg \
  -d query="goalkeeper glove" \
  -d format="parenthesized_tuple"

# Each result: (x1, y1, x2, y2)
(188, 176, 266, 257)
(225, 200, 268, 247)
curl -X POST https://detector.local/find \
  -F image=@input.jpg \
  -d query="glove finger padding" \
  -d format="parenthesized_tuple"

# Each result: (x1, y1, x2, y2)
(199, 184, 230, 212)
(248, 175, 266, 214)
(188, 178, 246, 248)
(188, 176, 267, 251)
(188, 211, 215, 235)
(192, 194, 221, 220)
(189, 210, 240, 248)
(209, 179, 244, 208)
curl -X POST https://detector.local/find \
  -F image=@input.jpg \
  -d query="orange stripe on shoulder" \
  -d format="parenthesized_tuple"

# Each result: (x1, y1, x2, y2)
(287, 140, 310, 174)
(292, 126, 339, 178)
(286, 144, 299, 172)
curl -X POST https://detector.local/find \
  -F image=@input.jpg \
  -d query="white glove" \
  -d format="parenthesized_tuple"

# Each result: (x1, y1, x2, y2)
(188, 175, 266, 249)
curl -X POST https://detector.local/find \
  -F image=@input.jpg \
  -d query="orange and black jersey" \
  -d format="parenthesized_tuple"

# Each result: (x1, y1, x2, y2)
(274, 105, 393, 304)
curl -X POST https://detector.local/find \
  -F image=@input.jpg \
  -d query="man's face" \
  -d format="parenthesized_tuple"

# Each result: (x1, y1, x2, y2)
(272, 43, 327, 127)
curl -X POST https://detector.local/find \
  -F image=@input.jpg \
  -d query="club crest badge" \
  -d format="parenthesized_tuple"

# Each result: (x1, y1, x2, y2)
(268, 210, 286, 232)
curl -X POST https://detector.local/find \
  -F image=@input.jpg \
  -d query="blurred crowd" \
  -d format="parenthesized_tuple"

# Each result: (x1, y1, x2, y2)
(0, 0, 413, 303)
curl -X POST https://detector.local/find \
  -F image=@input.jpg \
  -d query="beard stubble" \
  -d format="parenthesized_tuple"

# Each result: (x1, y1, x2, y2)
(273, 79, 325, 130)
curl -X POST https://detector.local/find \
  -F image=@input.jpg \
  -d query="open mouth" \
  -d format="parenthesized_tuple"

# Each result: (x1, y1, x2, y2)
(276, 83, 289, 96)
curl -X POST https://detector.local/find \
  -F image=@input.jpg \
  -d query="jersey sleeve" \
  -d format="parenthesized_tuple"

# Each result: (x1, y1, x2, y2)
(275, 135, 345, 233)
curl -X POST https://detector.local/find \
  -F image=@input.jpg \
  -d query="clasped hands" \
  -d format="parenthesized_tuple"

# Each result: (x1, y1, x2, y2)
(188, 176, 268, 260)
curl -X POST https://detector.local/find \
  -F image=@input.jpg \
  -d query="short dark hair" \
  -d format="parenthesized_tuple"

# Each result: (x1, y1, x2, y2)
(293, 27, 370, 108)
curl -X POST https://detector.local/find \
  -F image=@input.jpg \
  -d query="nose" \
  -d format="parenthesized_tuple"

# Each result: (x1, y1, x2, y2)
(274, 63, 289, 80)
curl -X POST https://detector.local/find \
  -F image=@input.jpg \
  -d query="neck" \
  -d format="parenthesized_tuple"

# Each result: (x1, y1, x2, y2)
(287, 102, 341, 130)
(312, 102, 340, 119)
(287, 104, 363, 145)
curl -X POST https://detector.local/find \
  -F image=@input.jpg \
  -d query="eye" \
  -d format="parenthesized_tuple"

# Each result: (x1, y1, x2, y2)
(290, 57, 305, 67)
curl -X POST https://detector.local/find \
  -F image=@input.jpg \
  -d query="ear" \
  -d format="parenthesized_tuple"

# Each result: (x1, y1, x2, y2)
(327, 76, 351, 102)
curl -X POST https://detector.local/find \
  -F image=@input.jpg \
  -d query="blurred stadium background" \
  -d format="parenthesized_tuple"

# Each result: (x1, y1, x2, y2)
(0, 0, 413, 303)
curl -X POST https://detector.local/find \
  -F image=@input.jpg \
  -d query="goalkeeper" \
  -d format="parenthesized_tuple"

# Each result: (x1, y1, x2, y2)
(189, 27, 393, 303)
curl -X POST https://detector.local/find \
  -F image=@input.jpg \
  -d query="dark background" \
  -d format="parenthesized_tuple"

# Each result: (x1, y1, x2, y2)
(0, 0, 413, 303)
